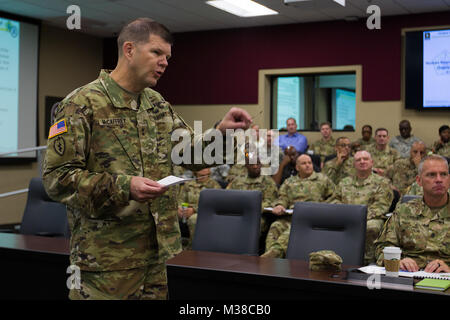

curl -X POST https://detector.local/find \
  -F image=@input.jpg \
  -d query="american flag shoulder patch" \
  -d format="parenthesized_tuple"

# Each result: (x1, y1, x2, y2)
(48, 119, 68, 139)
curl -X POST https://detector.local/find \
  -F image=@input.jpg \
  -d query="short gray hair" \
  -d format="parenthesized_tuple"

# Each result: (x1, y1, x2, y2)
(418, 155, 449, 175)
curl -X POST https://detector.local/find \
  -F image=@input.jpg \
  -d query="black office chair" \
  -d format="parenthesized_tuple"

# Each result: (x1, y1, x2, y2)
(400, 195, 421, 204)
(192, 189, 261, 255)
(19, 177, 70, 238)
(286, 202, 367, 266)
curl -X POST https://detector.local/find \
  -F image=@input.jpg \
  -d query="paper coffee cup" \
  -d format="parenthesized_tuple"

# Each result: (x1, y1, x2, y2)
(383, 247, 401, 277)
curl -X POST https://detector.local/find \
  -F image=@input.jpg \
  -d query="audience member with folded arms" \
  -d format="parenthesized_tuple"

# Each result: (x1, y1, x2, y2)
(322, 137, 355, 185)
(328, 150, 393, 264)
(375, 155, 450, 273)
(264, 154, 335, 256)
(366, 128, 400, 177)
(389, 120, 422, 158)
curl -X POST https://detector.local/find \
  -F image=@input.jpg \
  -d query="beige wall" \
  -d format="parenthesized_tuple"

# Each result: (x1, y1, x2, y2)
(173, 64, 447, 153)
(0, 25, 103, 224)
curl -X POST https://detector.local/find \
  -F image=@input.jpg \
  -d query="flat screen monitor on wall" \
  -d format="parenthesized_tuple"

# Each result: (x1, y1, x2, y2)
(405, 28, 450, 110)
(0, 12, 39, 162)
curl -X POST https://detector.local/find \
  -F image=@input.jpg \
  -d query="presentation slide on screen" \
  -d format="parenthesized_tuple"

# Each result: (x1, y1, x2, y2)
(0, 18, 19, 154)
(423, 29, 450, 108)
(334, 89, 355, 130)
(276, 77, 300, 129)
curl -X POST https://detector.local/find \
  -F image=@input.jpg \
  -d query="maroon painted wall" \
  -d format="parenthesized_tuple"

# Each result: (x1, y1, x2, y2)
(150, 11, 450, 105)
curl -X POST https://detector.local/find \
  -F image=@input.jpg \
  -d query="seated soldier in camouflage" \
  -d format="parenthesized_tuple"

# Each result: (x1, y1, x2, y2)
(310, 122, 336, 167)
(178, 167, 221, 249)
(328, 150, 393, 264)
(432, 125, 449, 158)
(226, 154, 278, 237)
(323, 137, 355, 185)
(354, 124, 375, 150)
(389, 141, 427, 195)
(375, 155, 450, 273)
(264, 154, 335, 254)
(366, 128, 400, 177)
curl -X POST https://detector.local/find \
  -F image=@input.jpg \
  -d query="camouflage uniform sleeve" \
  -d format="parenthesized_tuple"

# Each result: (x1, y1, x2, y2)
(367, 183, 393, 220)
(43, 100, 132, 219)
(323, 160, 341, 185)
(374, 214, 400, 265)
(327, 181, 343, 204)
(273, 179, 290, 208)
(323, 175, 336, 200)
(262, 177, 278, 209)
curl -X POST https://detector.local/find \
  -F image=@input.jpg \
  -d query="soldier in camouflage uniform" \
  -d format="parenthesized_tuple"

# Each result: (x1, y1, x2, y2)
(323, 137, 355, 185)
(366, 128, 400, 177)
(178, 168, 221, 249)
(354, 124, 375, 150)
(389, 141, 426, 195)
(264, 154, 335, 254)
(226, 155, 278, 235)
(329, 150, 393, 264)
(432, 125, 449, 158)
(310, 122, 336, 166)
(389, 120, 422, 158)
(375, 155, 450, 272)
(43, 19, 251, 300)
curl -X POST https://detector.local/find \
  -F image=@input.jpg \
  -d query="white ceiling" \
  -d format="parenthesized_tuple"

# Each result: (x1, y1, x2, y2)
(0, 0, 449, 37)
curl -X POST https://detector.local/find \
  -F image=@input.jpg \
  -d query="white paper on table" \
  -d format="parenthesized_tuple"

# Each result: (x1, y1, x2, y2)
(264, 207, 293, 214)
(157, 175, 193, 187)
(358, 266, 450, 279)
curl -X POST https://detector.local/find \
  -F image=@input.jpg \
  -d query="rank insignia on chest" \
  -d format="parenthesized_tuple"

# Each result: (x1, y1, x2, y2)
(48, 119, 67, 139)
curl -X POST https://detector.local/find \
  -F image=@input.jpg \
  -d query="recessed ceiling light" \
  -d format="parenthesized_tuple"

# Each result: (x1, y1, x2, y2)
(206, 0, 279, 17)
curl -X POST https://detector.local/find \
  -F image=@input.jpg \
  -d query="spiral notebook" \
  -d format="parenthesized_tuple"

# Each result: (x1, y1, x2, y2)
(358, 266, 450, 280)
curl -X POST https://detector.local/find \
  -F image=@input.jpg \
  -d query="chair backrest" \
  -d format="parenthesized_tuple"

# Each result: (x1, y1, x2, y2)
(286, 202, 367, 266)
(20, 177, 70, 238)
(192, 189, 261, 255)
(400, 195, 421, 204)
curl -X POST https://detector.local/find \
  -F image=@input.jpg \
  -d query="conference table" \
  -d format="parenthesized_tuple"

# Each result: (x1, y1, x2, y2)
(166, 250, 450, 300)
(0, 233, 70, 300)
(1, 233, 448, 300)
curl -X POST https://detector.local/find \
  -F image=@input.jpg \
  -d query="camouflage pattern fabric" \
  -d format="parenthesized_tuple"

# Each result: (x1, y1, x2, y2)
(178, 178, 221, 213)
(389, 135, 422, 158)
(274, 172, 335, 209)
(365, 145, 400, 172)
(310, 137, 336, 163)
(260, 225, 290, 259)
(323, 156, 355, 185)
(227, 173, 278, 210)
(433, 140, 450, 158)
(389, 158, 419, 195)
(69, 261, 166, 300)
(329, 173, 394, 264)
(375, 194, 450, 268)
(355, 137, 375, 150)
(43, 70, 214, 298)
(226, 164, 247, 183)
(309, 250, 343, 271)
(265, 172, 335, 253)
(404, 182, 423, 196)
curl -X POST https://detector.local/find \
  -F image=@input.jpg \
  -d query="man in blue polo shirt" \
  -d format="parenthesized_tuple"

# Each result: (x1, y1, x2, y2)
(277, 118, 308, 153)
